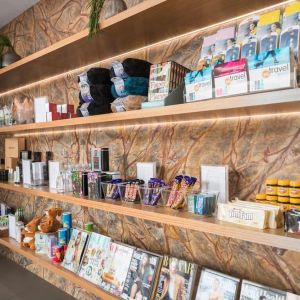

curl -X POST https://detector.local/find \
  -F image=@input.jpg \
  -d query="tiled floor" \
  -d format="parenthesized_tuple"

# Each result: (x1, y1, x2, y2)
(0, 256, 75, 300)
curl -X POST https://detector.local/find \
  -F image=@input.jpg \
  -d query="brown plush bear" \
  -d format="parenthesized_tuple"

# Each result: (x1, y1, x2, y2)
(21, 217, 42, 250)
(38, 207, 63, 233)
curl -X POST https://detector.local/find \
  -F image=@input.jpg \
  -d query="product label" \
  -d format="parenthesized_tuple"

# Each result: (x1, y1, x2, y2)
(112, 61, 128, 79)
(111, 77, 128, 97)
(79, 73, 93, 103)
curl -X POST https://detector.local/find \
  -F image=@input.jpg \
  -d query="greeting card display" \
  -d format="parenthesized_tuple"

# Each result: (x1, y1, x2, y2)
(61, 228, 89, 273)
(155, 255, 198, 300)
(100, 242, 135, 297)
(78, 232, 111, 285)
(185, 68, 213, 102)
(121, 249, 162, 300)
(195, 268, 240, 300)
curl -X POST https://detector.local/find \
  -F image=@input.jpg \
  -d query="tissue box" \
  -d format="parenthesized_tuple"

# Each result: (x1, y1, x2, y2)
(248, 47, 296, 92)
(213, 59, 248, 97)
(185, 68, 213, 102)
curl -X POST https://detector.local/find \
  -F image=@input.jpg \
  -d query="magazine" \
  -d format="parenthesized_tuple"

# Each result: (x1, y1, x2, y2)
(78, 232, 111, 285)
(61, 228, 89, 273)
(121, 249, 162, 300)
(100, 242, 135, 296)
(154, 255, 197, 300)
(239, 280, 287, 300)
(195, 268, 240, 300)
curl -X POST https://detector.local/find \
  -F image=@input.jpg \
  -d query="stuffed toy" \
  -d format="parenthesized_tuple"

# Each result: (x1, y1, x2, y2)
(21, 217, 42, 250)
(38, 207, 63, 233)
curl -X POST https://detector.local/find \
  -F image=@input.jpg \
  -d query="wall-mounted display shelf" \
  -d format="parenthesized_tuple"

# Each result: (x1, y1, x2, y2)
(0, 237, 118, 300)
(0, 0, 283, 94)
(0, 182, 299, 252)
(0, 88, 299, 134)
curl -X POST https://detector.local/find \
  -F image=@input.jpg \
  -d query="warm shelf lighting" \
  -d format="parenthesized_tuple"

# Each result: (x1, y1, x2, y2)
(12, 110, 300, 137)
(0, 0, 295, 98)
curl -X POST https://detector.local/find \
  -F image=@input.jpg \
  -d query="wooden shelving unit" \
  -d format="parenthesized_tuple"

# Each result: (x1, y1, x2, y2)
(0, 237, 118, 300)
(0, 0, 283, 94)
(0, 182, 299, 252)
(0, 88, 300, 134)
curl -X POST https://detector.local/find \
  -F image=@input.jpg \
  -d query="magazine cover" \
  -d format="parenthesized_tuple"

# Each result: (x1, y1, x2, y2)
(100, 242, 135, 297)
(154, 255, 197, 300)
(257, 10, 282, 38)
(198, 34, 217, 68)
(61, 228, 89, 273)
(78, 232, 111, 285)
(121, 249, 162, 300)
(237, 15, 260, 43)
(280, 26, 300, 60)
(195, 268, 240, 300)
(239, 280, 287, 300)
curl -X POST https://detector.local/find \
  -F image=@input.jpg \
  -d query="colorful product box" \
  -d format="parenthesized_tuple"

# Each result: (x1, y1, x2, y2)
(213, 58, 248, 97)
(148, 61, 189, 101)
(248, 47, 296, 92)
(185, 68, 213, 102)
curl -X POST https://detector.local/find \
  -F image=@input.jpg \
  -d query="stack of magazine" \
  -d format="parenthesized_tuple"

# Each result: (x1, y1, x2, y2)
(60, 228, 300, 300)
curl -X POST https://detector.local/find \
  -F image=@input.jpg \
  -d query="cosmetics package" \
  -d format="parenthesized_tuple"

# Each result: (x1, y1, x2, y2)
(248, 47, 296, 92)
(214, 27, 239, 65)
(185, 68, 213, 102)
(34, 96, 48, 123)
(136, 162, 156, 184)
(284, 209, 300, 234)
(148, 61, 189, 101)
(45, 103, 57, 113)
(31, 162, 46, 186)
(5, 157, 18, 170)
(5, 138, 25, 158)
(48, 161, 62, 190)
(213, 58, 248, 97)
(22, 159, 32, 186)
(8, 214, 16, 239)
(33, 151, 42, 162)
(198, 34, 217, 68)
(257, 10, 281, 54)
(91, 147, 109, 172)
(88, 172, 99, 199)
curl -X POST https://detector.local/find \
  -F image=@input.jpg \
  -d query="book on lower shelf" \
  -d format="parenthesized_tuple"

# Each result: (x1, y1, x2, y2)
(154, 255, 198, 300)
(78, 232, 111, 285)
(195, 268, 240, 300)
(121, 249, 162, 300)
(61, 228, 89, 273)
(100, 242, 135, 297)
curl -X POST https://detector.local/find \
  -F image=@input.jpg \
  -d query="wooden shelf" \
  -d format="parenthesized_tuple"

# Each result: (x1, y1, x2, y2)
(0, 182, 300, 252)
(0, 237, 118, 300)
(1, 88, 300, 134)
(0, 0, 283, 94)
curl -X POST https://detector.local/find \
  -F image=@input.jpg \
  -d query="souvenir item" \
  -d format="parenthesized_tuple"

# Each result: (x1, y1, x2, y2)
(213, 59, 248, 97)
(100, 242, 135, 297)
(248, 47, 296, 92)
(62, 228, 89, 273)
(155, 255, 197, 300)
(195, 268, 240, 300)
(148, 61, 189, 101)
(284, 209, 300, 234)
(239, 280, 287, 300)
(78, 232, 111, 285)
(188, 192, 217, 215)
(38, 207, 62, 234)
(122, 249, 162, 300)
(21, 217, 42, 250)
(185, 68, 213, 102)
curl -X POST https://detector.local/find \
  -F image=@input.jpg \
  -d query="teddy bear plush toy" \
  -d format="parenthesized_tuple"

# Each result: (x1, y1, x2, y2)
(21, 217, 42, 250)
(38, 207, 63, 233)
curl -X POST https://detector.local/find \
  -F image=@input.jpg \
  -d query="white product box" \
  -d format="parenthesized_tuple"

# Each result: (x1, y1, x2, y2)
(61, 104, 68, 114)
(137, 162, 157, 183)
(200, 165, 229, 204)
(34, 96, 48, 123)
(48, 161, 61, 190)
(22, 159, 32, 186)
(46, 112, 52, 122)
(218, 203, 269, 229)
(57, 105, 62, 113)
(8, 214, 16, 239)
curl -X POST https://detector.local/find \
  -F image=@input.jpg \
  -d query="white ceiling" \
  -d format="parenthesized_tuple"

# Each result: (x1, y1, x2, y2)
(0, 0, 39, 29)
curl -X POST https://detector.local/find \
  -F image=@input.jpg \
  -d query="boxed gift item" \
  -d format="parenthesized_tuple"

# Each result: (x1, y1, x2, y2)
(185, 68, 213, 102)
(148, 61, 189, 101)
(248, 47, 296, 92)
(213, 58, 248, 97)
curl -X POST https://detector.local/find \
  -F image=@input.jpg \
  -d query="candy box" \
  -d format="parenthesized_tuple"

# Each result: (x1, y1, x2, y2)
(185, 68, 213, 102)
(284, 209, 300, 234)
(213, 58, 248, 97)
(248, 47, 296, 92)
